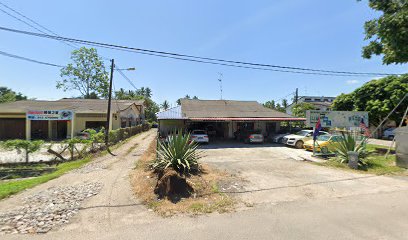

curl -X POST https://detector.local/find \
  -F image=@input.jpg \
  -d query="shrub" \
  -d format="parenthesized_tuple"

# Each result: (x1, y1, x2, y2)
(334, 133, 368, 165)
(64, 138, 91, 160)
(152, 130, 202, 175)
(1, 140, 44, 163)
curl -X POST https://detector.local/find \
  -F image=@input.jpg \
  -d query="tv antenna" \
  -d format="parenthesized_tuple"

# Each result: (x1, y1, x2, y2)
(218, 72, 223, 100)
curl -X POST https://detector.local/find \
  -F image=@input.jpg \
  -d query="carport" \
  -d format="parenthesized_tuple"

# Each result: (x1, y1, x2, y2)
(157, 99, 305, 139)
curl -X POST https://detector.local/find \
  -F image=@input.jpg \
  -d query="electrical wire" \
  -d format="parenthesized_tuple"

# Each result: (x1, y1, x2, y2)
(0, 2, 137, 90)
(0, 25, 400, 77)
(0, 49, 64, 67)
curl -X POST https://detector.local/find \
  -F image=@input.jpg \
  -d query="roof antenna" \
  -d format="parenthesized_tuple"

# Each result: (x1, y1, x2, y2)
(218, 72, 223, 100)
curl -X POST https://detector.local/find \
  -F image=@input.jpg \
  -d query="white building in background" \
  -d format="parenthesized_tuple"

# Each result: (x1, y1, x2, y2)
(286, 96, 336, 115)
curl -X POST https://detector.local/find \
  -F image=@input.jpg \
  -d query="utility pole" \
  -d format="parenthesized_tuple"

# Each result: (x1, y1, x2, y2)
(105, 59, 115, 155)
(295, 88, 298, 104)
(218, 72, 223, 100)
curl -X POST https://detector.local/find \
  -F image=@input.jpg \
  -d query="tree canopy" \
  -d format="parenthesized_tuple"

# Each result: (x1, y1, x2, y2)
(360, 0, 408, 64)
(0, 87, 27, 103)
(263, 99, 288, 113)
(58, 47, 109, 98)
(291, 102, 316, 117)
(332, 74, 408, 125)
(114, 87, 159, 122)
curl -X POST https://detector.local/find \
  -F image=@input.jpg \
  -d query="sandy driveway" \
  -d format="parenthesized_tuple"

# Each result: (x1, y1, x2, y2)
(1, 135, 408, 240)
(199, 142, 408, 205)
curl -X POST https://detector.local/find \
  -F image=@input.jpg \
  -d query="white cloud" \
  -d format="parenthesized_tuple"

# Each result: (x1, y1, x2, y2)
(346, 80, 359, 85)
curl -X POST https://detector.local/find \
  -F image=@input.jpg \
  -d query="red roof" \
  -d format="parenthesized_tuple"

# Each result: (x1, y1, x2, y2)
(190, 117, 306, 121)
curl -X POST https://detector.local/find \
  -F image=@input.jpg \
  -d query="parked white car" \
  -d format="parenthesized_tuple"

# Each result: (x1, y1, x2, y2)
(283, 130, 328, 149)
(271, 133, 290, 143)
(383, 128, 396, 140)
(190, 130, 209, 143)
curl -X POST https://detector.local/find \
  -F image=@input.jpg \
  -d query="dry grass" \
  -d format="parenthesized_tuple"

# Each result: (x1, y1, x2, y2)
(131, 139, 235, 217)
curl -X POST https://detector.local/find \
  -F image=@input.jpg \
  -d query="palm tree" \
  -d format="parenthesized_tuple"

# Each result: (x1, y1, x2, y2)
(161, 100, 170, 110)
(145, 87, 152, 98)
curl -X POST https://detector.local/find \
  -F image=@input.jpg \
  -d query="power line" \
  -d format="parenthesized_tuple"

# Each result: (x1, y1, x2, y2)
(0, 2, 138, 90)
(0, 25, 400, 77)
(0, 3, 77, 48)
(0, 49, 64, 67)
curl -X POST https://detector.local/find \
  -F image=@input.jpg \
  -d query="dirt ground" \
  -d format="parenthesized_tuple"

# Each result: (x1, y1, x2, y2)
(199, 141, 408, 205)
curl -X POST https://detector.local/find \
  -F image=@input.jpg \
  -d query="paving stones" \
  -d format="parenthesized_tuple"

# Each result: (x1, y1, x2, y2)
(0, 182, 103, 235)
(72, 162, 108, 174)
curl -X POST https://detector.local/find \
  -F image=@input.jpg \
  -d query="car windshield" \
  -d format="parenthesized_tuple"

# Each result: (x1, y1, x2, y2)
(295, 130, 310, 136)
(317, 135, 331, 141)
(193, 130, 206, 135)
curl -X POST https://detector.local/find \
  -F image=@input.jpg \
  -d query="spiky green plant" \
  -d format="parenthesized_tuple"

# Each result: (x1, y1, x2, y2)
(334, 133, 368, 164)
(152, 130, 202, 175)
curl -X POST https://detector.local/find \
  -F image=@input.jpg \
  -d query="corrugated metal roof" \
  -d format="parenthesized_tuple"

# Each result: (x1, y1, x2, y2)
(157, 106, 185, 119)
(181, 99, 296, 118)
(0, 99, 144, 114)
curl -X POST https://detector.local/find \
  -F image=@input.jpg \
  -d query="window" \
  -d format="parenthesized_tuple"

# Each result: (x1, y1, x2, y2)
(85, 121, 106, 130)
(304, 98, 312, 102)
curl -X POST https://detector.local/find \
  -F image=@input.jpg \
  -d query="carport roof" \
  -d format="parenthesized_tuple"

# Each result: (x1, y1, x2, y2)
(0, 99, 145, 114)
(180, 99, 305, 120)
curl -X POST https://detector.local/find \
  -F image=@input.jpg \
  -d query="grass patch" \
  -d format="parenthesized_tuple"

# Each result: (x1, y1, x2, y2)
(366, 144, 395, 152)
(131, 139, 236, 217)
(316, 153, 406, 176)
(0, 157, 91, 200)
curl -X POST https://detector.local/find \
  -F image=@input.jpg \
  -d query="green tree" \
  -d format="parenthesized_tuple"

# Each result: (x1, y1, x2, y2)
(161, 100, 170, 110)
(332, 74, 408, 126)
(292, 102, 317, 117)
(1, 140, 43, 163)
(282, 99, 289, 109)
(263, 100, 276, 109)
(58, 47, 109, 98)
(0, 87, 27, 103)
(360, 0, 408, 64)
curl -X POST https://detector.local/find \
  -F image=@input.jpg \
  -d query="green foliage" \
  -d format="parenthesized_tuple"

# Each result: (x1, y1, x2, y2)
(334, 133, 368, 164)
(0, 157, 91, 200)
(64, 138, 91, 160)
(360, 0, 408, 64)
(291, 102, 316, 117)
(1, 140, 43, 163)
(153, 131, 202, 175)
(332, 75, 408, 125)
(0, 87, 27, 103)
(161, 100, 170, 111)
(58, 47, 109, 98)
(263, 99, 288, 113)
(263, 100, 276, 109)
(114, 87, 158, 122)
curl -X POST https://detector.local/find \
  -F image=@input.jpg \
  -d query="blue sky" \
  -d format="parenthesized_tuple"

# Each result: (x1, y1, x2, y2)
(0, 0, 406, 107)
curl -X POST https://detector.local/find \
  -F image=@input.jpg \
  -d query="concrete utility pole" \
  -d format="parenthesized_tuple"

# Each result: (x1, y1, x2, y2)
(295, 88, 298, 104)
(218, 72, 223, 100)
(105, 59, 115, 155)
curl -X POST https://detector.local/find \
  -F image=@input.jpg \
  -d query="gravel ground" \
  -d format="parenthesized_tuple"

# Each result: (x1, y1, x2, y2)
(0, 182, 103, 234)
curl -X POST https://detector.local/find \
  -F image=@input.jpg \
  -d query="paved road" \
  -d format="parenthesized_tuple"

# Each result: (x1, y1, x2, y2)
(1, 135, 408, 239)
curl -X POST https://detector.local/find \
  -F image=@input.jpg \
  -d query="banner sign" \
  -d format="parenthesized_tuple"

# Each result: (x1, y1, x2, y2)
(27, 110, 73, 121)
(306, 110, 368, 128)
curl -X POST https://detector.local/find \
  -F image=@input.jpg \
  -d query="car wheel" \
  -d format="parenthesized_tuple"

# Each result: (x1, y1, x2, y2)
(321, 147, 329, 154)
(295, 140, 304, 149)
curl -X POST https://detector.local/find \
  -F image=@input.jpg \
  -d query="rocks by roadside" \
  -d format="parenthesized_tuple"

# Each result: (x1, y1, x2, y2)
(72, 162, 108, 174)
(0, 182, 103, 235)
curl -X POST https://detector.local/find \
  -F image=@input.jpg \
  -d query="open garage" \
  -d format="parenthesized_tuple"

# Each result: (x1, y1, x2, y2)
(157, 99, 305, 141)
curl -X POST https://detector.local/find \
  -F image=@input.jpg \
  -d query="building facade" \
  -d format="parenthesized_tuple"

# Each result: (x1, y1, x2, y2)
(286, 96, 336, 115)
(157, 99, 305, 139)
(0, 99, 145, 140)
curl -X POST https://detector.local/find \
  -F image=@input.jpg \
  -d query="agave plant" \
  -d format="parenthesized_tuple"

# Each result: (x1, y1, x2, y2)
(152, 130, 202, 175)
(334, 133, 368, 164)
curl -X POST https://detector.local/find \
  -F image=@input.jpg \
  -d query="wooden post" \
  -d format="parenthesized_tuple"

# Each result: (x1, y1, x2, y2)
(25, 119, 31, 140)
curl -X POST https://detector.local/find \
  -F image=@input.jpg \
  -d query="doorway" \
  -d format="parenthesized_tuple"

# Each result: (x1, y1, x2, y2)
(57, 121, 68, 139)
